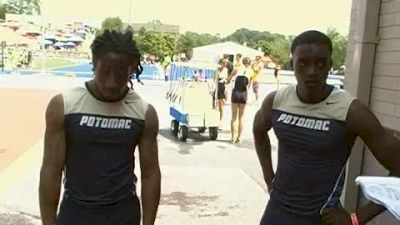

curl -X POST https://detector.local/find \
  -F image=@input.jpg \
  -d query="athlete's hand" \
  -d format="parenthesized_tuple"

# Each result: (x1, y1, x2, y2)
(321, 207, 352, 225)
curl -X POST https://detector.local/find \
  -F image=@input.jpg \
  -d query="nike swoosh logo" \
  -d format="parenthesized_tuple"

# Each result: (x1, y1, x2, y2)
(124, 101, 135, 104)
(326, 102, 337, 105)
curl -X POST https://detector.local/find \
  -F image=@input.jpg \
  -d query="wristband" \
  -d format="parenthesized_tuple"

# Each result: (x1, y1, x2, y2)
(350, 213, 359, 225)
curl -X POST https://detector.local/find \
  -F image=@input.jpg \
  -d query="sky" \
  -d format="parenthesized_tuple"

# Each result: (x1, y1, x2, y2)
(39, 0, 352, 37)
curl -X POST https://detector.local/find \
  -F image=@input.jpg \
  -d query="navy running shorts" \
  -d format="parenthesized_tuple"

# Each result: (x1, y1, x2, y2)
(260, 200, 322, 225)
(56, 193, 141, 225)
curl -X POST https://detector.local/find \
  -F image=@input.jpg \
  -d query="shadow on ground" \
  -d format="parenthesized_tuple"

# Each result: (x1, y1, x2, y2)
(0, 213, 39, 225)
(159, 128, 259, 153)
(159, 129, 212, 155)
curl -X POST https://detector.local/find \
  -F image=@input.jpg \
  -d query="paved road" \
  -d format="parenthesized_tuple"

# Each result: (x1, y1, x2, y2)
(0, 76, 280, 225)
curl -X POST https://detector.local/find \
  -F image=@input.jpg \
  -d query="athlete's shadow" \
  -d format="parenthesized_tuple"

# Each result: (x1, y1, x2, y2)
(159, 128, 214, 142)
(159, 129, 210, 155)
(235, 138, 255, 150)
(213, 138, 255, 151)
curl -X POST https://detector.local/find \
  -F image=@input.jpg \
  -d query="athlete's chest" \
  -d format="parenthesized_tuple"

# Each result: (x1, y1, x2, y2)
(64, 113, 144, 147)
(271, 110, 348, 158)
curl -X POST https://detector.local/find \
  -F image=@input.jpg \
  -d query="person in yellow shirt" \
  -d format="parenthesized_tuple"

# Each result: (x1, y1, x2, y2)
(250, 55, 263, 102)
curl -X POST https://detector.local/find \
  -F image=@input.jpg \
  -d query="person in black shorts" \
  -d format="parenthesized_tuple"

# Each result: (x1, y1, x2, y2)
(214, 59, 229, 121)
(227, 57, 252, 143)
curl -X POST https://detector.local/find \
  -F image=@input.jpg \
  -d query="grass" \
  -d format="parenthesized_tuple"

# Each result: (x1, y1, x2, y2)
(30, 58, 76, 70)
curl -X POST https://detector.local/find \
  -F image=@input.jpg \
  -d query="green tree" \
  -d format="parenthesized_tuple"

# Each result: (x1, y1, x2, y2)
(256, 40, 273, 56)
(224, 28, 274, 49)
(4, 0, 41, 15)
(224, 28, 291, 66)
(176, 31, 221, 59)
(268, 37, 291, 67)
(177, 33, 194, 57)
(0, 4, 6, 19)
(100, 17, 123, 32)
(134, 30, 176, 56)
(326, 28, 348, 69)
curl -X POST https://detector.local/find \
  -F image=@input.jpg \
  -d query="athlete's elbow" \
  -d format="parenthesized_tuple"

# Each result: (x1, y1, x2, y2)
(141, 166, 161, 181)
(252, 119, 263, 135)
(40, 164, 62, 183)
(253, 124, 269, 140)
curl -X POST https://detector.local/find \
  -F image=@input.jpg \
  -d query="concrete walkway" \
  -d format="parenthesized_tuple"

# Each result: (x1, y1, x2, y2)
(0, 76, 279, 225)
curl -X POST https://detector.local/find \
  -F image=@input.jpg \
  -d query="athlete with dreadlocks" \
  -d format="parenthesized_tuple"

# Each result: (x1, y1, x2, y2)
(39, 29, 161, 225)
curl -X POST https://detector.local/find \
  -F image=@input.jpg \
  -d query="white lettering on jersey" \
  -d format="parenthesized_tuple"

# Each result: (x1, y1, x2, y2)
(79, 116, 132, 129)
(80, 116, 88, 125)
(276, 113, 330, 131)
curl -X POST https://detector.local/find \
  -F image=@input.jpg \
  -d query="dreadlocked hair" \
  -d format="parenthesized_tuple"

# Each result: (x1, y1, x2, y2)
(91, 29, 143, 89)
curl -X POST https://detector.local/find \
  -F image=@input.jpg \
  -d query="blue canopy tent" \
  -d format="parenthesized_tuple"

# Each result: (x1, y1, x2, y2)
(42, 39, 53, 45)
(53, 42, 65, 47)
(67, 36, 84, 43)
(64, 42, 76, 47)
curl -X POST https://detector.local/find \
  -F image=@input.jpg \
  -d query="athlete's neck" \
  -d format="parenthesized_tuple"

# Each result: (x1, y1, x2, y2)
(296, 84, 333, 104)
(86, 80, 129, 102)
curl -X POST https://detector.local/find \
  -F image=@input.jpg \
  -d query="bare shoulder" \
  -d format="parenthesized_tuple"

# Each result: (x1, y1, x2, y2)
(47, 94, 64, 109)
(145, 103, 158, 121)
(45, 94, 64, 128)
(260, 91, 277, 114)
(254, 91, 276, 131)
(143, 103, 159, 135)
(347, 99, 373, 124)
(346, 99, 384, 136)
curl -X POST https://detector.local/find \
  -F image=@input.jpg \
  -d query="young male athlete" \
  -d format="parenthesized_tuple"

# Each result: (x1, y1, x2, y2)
(253, 30, 400, 225)
(39, 29, 161, 225)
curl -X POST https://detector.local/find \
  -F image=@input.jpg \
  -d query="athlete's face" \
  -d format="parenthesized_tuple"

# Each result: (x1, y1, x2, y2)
(292, 43, 331, 91)
(94, 53, 137, 101)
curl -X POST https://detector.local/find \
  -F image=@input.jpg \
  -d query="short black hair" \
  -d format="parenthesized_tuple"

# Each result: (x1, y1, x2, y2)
(91, 29, 143, 85)
(290, 30, 333, 55)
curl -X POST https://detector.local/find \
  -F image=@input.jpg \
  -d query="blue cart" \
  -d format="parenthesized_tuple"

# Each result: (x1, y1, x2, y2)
(167, 63, 220, 142)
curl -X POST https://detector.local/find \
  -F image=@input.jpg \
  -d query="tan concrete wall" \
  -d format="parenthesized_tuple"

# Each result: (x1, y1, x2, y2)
(347, 0, 400, 224)
(372, 0, 400, 131)
(343, 0, 380, 213)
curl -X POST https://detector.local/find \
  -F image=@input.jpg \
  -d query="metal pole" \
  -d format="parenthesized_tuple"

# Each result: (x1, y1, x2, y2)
(1, 42, 4, 72)
(128, 0, 132, 25)
(41, 17, 46, 75)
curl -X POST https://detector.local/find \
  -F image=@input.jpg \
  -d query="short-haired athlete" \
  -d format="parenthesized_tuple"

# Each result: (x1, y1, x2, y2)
(39, 29, 161, 225)
(253, 30, 400, 225)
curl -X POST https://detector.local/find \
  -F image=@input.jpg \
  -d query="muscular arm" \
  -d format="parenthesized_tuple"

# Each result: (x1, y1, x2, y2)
(138, 104, 161, 225)
(39, 94, 66, 225)
(253, 91, 276, 192)
(346, 100, 400, 224)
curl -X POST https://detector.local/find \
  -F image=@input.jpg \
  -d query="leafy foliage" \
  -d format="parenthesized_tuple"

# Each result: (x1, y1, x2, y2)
(3, 0, 41, 15)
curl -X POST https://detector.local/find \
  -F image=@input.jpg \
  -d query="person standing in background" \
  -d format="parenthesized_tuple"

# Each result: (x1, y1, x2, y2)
(274, 64, 281, 90)
(227, 57, 252, 144)
(250, 55, 263, 103)
(234, 53, 243, 70)
(162, 54, 172, 81)
(215, 59, 229, 122)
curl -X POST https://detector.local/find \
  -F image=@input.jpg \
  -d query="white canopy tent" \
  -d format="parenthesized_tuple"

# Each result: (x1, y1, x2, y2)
(191, 41, 264, 63)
